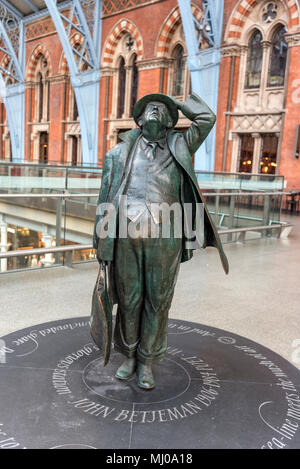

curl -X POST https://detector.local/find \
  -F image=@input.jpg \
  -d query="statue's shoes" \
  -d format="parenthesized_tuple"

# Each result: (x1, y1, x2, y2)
(115, 358, 136, 380)
(137, 363, 155, 390)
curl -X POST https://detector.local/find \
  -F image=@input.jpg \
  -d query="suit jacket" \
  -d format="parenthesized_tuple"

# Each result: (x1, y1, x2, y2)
(93, 93, 229, 275)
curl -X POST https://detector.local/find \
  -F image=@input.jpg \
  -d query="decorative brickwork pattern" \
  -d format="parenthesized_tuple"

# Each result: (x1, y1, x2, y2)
(0, 52, 18, 85)
(26, 45, 53, 80)
(82, 0, 95, 35)
(156, 5, 202, 57)
(59, 34, 85, 74)
(103, 0, 152, 16)
(0, 2, 20, 56)
(102, 19, 143, 65)
(26, 18, 56, 41)
(227, 0, 299, 41)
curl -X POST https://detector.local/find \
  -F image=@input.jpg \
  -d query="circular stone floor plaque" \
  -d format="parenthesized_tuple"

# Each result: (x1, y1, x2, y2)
(0, 317, 300, 449)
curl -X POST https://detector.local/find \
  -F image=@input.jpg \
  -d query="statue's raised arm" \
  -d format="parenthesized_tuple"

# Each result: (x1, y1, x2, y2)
(169, 93, 216, 155)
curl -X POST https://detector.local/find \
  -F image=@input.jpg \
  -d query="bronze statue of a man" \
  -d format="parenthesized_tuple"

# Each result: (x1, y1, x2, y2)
(92, 92, 228, 390)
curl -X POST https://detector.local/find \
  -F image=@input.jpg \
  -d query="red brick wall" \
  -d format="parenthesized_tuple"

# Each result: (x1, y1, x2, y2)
(215, 51, 241, 172)
(215, 55, 231, 171)
(215, 0, 300, 187)
(215, 0, 241, 173)
(0, 0, 300, 192)
(25, 32, 64, 163)
(48, 81, 64, 164)
(97, 0, 182, 163)
(0, 102, 6, 159)
(138, 68, 161, 98)
(100, 0, 179, 61)
(280, 45, 300, 189)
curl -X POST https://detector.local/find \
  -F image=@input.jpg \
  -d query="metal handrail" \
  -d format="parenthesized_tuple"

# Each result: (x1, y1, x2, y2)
(219, 224, 284, 234)
(0, 191, 288, 198)
(195, 170, 284, 178)
(0, 222, 291, 260)
(0, 161, 101, 170)
(0, 244, 93, 259)
(202, 191, 286, 196)
(0, 161, 284, 179)
(0, 192, 99, 198)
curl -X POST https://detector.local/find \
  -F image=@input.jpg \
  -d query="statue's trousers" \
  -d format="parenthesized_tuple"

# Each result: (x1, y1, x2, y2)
(113, 229, 182, 364)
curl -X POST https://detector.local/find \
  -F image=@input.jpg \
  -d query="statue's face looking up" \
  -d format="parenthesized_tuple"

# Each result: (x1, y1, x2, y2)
(139, 102, 172, 130)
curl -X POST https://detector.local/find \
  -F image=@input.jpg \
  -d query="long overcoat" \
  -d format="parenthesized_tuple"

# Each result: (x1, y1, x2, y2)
(91, 94, 229, 362)
(93, 93, 229, 277)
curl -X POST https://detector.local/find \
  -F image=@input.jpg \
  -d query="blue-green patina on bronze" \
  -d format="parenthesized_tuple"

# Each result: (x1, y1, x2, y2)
(91, 92, 229, 390)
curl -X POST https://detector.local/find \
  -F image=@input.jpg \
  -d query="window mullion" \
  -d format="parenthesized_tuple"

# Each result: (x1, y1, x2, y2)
(42, 78, 47, 122)
(124, 65, 131, 118)
(251, 132, 262, 173)
(237, 46, 248, 110)
(167, 59, 175, 96)
(183, 54, 189, 101)
(259, 41, 271, 107)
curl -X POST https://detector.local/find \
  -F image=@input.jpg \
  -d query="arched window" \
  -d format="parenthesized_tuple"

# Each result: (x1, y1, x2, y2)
(35, 55, 49, 122)
(39, 131, 48, 163)
(260, 133, 278, 174)
(129, 54, 139, 117)
(239, 134, 254, 173)
(73, 91, 79, 121)
(268, 26, 288, 87)
(172, 45, 185, 96)
(117, 57, 126, 118)
(38, 72, 43, 122)
(71, 44, 83, 121)
(46, 71, 50, 121)
(245, 30, 263, 89)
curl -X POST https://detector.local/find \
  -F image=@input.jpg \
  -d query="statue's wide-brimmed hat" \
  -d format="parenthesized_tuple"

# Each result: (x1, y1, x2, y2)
(133, 93, 178, 127)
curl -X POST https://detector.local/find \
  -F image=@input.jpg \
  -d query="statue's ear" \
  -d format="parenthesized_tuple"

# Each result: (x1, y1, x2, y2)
(165, 109, 173, 128)
(167, 118, 173, 128)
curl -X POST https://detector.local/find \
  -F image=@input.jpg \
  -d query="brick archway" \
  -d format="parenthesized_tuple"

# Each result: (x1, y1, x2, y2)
(156, 4, 202, 58)
(0, 55, 11, 80)
(0, 54, 10, 68)
(59, 34, 85, 75)
(226, 0, 300, 42)
(0, 54, 17, 87)
(101, 19, 143, 66)
(26, 45, 53, 80)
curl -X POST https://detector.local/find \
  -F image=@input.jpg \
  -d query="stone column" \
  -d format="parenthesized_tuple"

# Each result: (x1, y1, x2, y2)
(251, 132, 262, 174)
(260, 41, 272, 109)
(230, 133, 240, 172)
(124, 65, 132, 117)
(32, 130, 39, 163)
(0, 221, 11, 273)
(235, 46, 248, 110)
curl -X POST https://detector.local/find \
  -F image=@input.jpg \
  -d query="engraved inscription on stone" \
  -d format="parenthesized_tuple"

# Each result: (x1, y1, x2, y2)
(0, 318, 300, 449)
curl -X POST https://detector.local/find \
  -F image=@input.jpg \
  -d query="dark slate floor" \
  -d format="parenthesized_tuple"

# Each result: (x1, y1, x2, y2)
(0, 317, 300, 449)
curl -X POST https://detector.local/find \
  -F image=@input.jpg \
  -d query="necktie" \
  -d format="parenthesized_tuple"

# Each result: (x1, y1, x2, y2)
(147, 142, 158, 160)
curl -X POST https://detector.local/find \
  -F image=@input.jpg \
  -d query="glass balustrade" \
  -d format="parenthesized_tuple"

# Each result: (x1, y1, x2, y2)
(195, 170, 284, 191)
(0, 163, 287, 273)
(0, 162, 102, 194)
